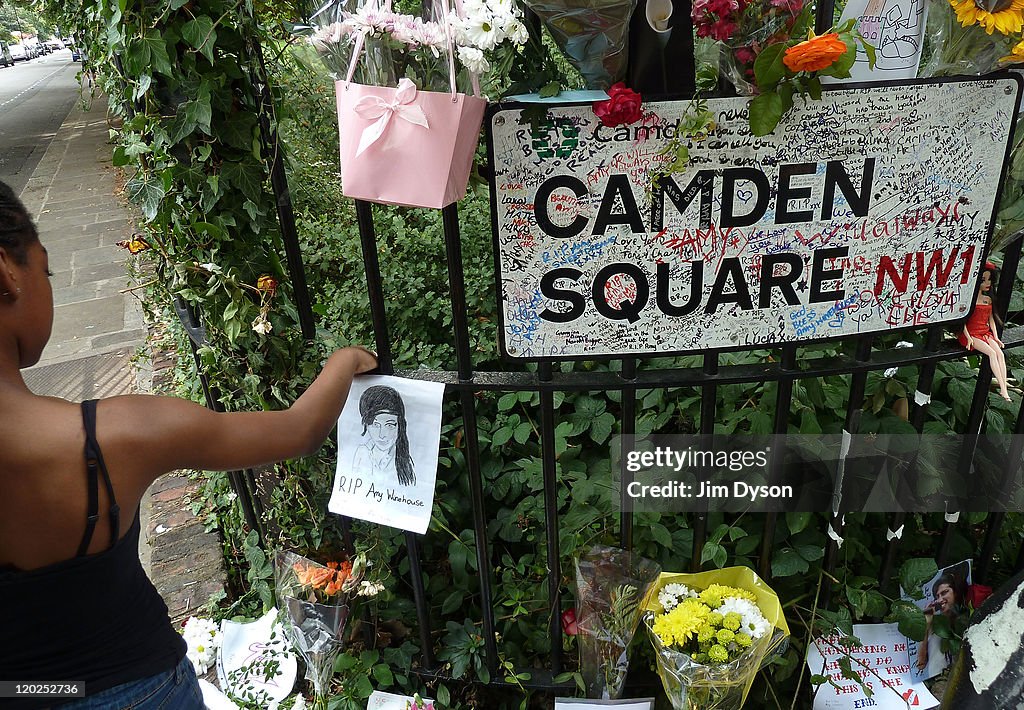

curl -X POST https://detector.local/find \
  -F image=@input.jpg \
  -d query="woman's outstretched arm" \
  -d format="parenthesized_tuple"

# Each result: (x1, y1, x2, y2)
(98, 346, 377, 484)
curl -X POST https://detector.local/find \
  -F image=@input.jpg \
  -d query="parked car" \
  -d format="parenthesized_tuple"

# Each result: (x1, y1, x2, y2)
(0, 43, 12, 68)
(10, 44, 31, 62)
(71, 48, 81, 62)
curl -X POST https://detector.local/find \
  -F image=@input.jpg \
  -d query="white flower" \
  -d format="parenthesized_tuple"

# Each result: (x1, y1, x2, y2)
(182, 616, 221, 675)
(459, 12, 499, 50)
(457, 46, 490, 74)
(884, 367, 898, 377)
(896, 341, 913, 348)
(718, 597, 771, 640)
(252, 315, 272, 335)
(357, 580, 386, 597)
(658, 582, 695, 610)
(198, 262, 221, 273)
(309, 22, 350, 51)
(508, 19, 530, 45)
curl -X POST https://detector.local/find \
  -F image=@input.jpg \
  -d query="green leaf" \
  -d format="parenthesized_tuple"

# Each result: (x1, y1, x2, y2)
(821, 36, 858, 79)
(650, 522, 673, 548)
(772, 548, 810, 577)
(899, 558, 938, 597)
(141, 31, 172, 76)
(222, 162, 265, 204)
(748, 91, 785, 137)
(442, 590, 465, 614)
(498, 392, 519, 411)
(372, 664, 394, 685)
(437, 685, 451, 706)
(125, 174, 166, 222)
(539, 81, 560, 98)
(701, 541, 727, 568)
(589, 412, 615, 444)
(807, 76, 823, 101)
(354, 674, 374, 698)
(888, 600, 927, 641)
(786, 511, 812, 534)
(859, 34, 878, 69)
(753, 43, 789, 88)
(513, 422, 533, 445)
(182, 16, 217, 64)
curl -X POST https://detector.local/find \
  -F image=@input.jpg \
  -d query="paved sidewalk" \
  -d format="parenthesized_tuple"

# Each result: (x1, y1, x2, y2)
(18, 94, 225, 628)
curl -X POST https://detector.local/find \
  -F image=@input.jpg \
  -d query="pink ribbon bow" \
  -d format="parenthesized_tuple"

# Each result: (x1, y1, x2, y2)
(353, 78, 429, 156)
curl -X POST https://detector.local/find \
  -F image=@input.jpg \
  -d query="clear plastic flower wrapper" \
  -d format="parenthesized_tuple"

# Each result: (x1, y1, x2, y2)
(574, 545, 662, 699)
(521, 0, 638, 89)
(275, 550, 364, 710)
(692, 0, 809, 95)
(302, 0, 529, 93)
(917, 0, 1016, 79)
(643, 567, 790, 710)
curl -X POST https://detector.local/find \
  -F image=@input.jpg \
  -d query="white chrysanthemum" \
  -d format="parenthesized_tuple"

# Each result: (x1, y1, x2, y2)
(718, 597, 771, 640)
(459, 12, 499, 50)
(182, 617, 221, 675)
(658, 582, 695, 610)
(507, 19, 530, 45)
(457, 46, 490, 74)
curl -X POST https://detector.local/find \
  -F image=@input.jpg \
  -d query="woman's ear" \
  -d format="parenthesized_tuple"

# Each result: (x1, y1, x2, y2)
(0, 247, 20, 300)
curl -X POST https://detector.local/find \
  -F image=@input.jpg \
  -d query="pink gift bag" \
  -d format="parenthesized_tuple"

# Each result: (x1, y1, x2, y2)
(335, 26, 486, 209)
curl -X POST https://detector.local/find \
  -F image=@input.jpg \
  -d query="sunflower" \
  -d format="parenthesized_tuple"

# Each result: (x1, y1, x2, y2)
(950, 0, 1024, 35)
(1002, 37, 1024, 62)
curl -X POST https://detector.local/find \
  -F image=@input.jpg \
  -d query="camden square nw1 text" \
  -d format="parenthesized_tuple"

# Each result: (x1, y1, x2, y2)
(531, 157, 975, 325)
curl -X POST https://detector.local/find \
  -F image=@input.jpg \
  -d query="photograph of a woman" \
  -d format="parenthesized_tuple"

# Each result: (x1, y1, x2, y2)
(910, 561, 970, 682)
(353, 385, 415, 486)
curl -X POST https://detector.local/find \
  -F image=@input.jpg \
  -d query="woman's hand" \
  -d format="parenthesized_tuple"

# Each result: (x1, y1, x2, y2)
(340, 345, 378, 374)
(916, 646, 928, 671)
(965, 334, 975, 350)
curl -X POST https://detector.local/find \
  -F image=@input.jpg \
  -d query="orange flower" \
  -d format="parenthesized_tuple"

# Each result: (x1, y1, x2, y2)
(308, 567, 335, 589)
(324, 580, 342, 596)
(782, 32, 847, 73)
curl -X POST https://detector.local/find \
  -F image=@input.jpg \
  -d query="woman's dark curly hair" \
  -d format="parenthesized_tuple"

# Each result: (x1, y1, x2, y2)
(0, 181, 39, 265)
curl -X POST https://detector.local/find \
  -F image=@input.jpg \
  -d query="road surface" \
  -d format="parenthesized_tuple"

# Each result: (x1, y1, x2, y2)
(0, 49, 83, 193)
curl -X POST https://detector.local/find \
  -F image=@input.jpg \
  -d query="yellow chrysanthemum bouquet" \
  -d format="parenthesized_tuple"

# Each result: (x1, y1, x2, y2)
(644, 568, 790, 710)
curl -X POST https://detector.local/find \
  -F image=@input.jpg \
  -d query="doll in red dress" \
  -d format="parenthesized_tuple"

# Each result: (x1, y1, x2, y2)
(959, 261, 1011, 401)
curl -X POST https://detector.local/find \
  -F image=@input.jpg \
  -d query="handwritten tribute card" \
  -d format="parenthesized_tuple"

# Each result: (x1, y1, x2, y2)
(806, 624, 938, 709)
(328, 375, 445, 534)
(488, 77, 1020, 359)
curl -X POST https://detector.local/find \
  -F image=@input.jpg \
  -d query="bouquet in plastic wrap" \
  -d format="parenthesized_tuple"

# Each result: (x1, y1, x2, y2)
(919, 0, 1022, 78)
(574, 545, 661, 699)
(275, 550, 364, 710)
(305, 0, 529, 91)
(690, 0, 809, 95)
(521, 0, 638, 89)
(644, 567, 790, 710)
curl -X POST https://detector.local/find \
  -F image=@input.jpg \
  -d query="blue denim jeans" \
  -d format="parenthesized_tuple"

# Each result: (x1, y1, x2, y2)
(60, 657, 203, 709)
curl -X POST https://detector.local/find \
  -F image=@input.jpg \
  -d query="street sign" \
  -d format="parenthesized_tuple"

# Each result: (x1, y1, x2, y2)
(488, 77, 1021, 359)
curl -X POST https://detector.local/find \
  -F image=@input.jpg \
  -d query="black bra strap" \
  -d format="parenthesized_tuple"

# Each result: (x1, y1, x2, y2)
(76, 400, 120, 557)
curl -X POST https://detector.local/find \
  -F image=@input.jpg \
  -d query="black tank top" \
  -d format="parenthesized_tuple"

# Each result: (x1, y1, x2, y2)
(0, 400, 186, 707)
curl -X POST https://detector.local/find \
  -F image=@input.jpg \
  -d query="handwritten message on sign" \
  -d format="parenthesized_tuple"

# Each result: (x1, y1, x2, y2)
(805, 624, 939, 709)
(488, 77, 1021, 359)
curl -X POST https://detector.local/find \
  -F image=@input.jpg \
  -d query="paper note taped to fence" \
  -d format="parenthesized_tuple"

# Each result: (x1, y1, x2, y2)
(488, 77, 1021, 359)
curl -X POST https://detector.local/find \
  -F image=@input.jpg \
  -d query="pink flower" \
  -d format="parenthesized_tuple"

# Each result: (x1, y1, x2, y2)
(734, 45, 757, 65)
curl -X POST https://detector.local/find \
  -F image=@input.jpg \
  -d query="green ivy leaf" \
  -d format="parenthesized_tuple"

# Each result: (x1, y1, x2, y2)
(539, 81, 560, 98)
(807, 76, 823, 101)
(125, 174, 166, 222)
(183, 16, 217, 64)
(748, 91, 785, 137)
(141, 31, 172, 76)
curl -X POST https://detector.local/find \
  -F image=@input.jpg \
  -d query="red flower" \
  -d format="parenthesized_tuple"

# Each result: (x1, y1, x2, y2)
(593, 83, 643, 128)
(967, 583, 993, 610)
(561, 608, 578, 636)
